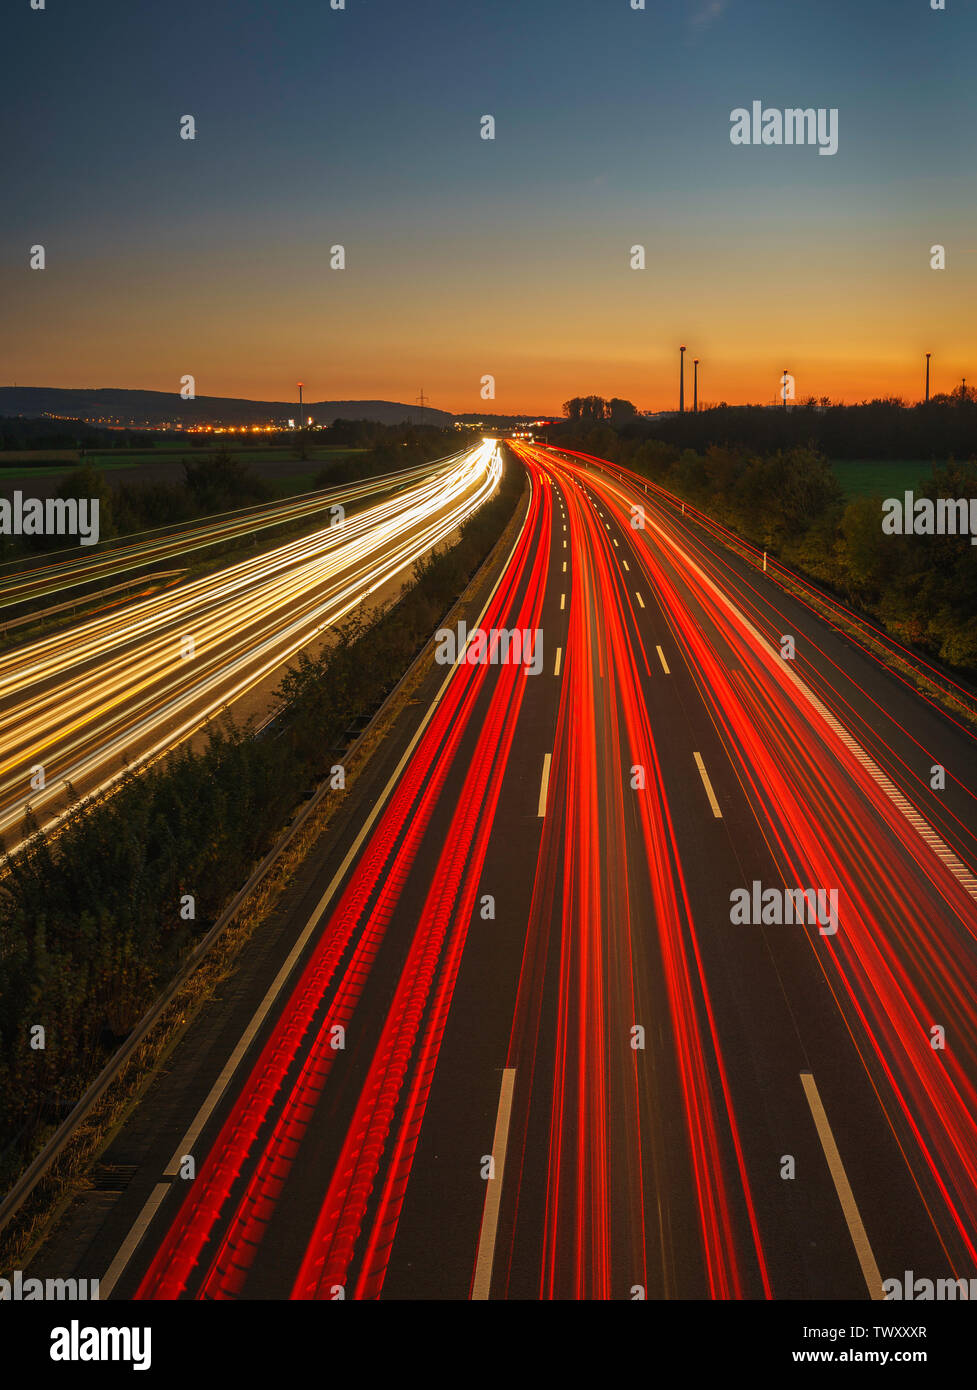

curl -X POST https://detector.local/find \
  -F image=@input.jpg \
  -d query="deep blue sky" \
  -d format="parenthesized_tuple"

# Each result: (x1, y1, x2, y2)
(4, 0, 974, 409)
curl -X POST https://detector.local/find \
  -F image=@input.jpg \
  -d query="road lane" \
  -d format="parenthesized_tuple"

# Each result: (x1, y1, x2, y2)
(0, 444, 500, 854)
(22, 441, 977, 1301)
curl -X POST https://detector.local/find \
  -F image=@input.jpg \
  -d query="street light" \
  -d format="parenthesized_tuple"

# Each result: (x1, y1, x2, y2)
(679, 345, 686, 414)
(693, 358, 699, 414)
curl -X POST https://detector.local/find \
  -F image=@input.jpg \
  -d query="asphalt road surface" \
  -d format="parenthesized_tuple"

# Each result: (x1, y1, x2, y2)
(27, 442, 977, 1300)
(0, 444, 499, 854)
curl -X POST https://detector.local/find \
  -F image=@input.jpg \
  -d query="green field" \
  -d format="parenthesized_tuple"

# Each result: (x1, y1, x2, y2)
(81, 445, 366, 467)
(0, 445, 366, 483)
(0, 458, 135, 479)
(831, 459, 938, 499)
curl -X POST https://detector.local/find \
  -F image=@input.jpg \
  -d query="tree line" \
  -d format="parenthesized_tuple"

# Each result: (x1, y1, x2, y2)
(554, 396, 977, 462)
(0, 423, 471, 563)
(554, 422, 977, 673)
(562, 396, 638, 425)
(0, 417, 157, 452)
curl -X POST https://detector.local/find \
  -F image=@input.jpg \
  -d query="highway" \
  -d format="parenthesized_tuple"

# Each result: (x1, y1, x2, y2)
(0, 443, 500, 855)
(26, 441, 977, 1300)
(0, 458, 456, 614)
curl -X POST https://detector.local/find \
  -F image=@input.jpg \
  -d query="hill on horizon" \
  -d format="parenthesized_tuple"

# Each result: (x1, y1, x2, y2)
(0, 386, 457, 428)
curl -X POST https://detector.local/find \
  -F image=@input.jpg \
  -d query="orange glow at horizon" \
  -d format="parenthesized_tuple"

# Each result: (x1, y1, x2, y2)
(4, 229, 973, 417)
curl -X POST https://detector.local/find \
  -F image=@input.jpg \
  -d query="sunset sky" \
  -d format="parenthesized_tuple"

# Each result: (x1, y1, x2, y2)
(4, 0, 974, 414)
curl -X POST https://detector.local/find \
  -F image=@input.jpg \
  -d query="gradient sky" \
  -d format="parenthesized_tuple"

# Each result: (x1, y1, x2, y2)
(3, 0, 975, 414)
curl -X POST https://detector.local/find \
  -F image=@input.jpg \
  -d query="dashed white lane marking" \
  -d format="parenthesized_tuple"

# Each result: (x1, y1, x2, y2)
(656, 645, 671, 674)
(801, 1071, 884, 1301)
(554, 647, 562, 677)
(693, 751, 722, 818)
(98, 482, 538, 1297)
(611, 481, 977, 905)
(538, 753, 552, 817)
(471, 1068, 517, 1301)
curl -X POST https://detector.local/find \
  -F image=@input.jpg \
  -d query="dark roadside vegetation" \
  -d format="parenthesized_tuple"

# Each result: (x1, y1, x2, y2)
(552, 395, 977, 674)
(0, 452, 522, 1191)
(0, 422, 475, 641)
(0, 418, 474, 564)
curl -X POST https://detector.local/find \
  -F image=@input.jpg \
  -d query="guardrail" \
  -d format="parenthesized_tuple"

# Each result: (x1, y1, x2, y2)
(0, 570, 186, 633)
(543, 444, 977, 721)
